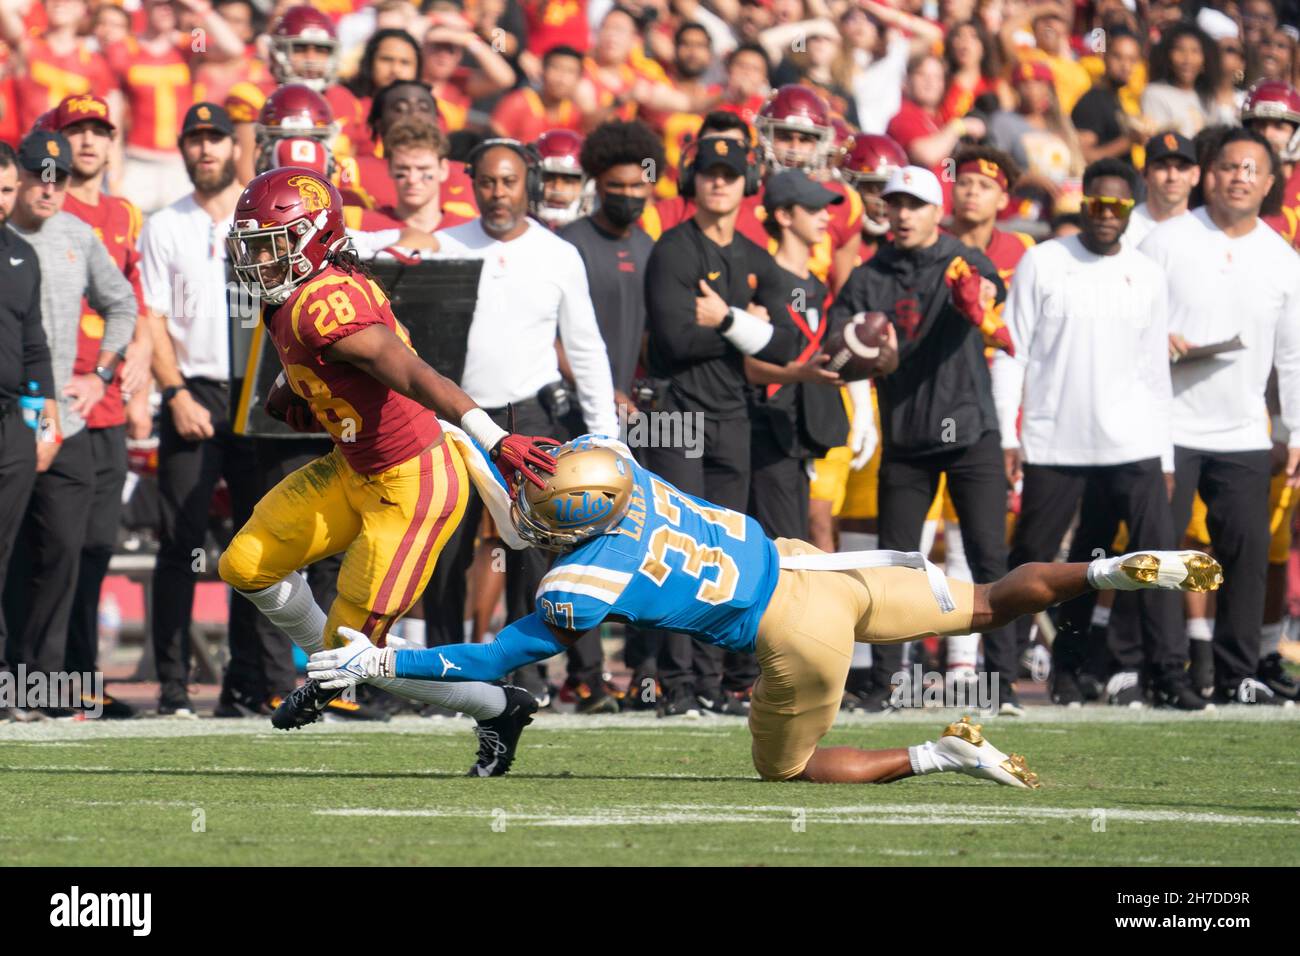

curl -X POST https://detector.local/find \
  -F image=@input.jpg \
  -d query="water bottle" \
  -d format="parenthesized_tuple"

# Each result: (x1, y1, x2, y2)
(19, 381, 42, 430)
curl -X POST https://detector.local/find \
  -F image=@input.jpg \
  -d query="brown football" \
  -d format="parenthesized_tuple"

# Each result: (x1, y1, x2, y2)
(821, 311, 891, 381)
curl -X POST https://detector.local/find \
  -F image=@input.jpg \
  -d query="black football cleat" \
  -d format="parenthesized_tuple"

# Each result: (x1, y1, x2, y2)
(270, 678, 344, 730)
(1257, 653, 1300, 702)
(467, 685, 538, 777)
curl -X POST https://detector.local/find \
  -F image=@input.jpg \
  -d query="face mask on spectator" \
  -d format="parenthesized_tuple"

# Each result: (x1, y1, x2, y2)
(601, 192, 646, 228)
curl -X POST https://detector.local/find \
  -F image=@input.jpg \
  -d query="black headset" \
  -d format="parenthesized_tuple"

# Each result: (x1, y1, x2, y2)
(678, 134, 762, 199)
(465, 137, 545, 206)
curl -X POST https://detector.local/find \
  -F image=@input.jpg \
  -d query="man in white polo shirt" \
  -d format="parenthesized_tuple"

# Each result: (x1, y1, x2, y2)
(994, 158, 1201, 710)
(140, 103, 262, 717)
(424, 138, 617, 702)
(1139, 127, 1300, 706)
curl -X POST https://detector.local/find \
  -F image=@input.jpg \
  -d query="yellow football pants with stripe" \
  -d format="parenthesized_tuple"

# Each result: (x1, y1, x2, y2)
(219, 440, 469, 649)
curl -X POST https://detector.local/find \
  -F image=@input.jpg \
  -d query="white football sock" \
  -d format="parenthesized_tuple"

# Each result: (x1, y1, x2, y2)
(946, 633, 979, 670)
(399, 617, 427, 648)
(241, 573, 326, 655)
(850, 643, 873, 669)
(908, 740, 960, 776)
(919, 519, 939, 558)
(1090, 604, 1111, 630)
(944, 524, 972, 582)
(1187, 617, 1213, 642)
(1260, 621, 1284, 658)
(370, 677, 506, 720)
(838, 531, 878, 553)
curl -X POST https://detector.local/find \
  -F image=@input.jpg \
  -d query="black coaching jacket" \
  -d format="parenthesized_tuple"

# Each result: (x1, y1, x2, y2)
(827, 232, 1005, 459)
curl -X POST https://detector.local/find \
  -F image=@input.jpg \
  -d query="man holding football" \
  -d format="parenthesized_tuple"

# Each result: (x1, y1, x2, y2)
(218, 167, 558, 776)
(309, 435, 1223, 786)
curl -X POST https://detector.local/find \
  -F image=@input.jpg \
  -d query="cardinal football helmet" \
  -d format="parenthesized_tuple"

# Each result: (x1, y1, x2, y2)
(227, 168, 350, 305)
(532, 129, 593, 227)
(756, 85, 834, 173)
(269, 6, 339, 92)
(1242, 80, 1300, 162)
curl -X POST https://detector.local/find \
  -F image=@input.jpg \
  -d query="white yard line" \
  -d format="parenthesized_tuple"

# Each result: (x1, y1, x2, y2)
(1, 705, 1298, 742)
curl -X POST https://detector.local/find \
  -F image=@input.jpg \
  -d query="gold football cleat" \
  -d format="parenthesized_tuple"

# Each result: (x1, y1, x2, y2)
(1119, 551, 1223, 592)
(939, 716, 1041, 790)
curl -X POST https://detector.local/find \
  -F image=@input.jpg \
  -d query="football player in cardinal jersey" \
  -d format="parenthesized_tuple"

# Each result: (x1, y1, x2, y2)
(228, 5, 363, 184)
(219, 168, 559, 774)
(532, 128, 593, 229)
(1242, 80, 1300, 250)
(311, 438, 1223, 786)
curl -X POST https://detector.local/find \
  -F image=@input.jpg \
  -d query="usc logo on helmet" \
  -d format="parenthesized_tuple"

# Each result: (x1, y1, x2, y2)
(287, 174, 331, 213)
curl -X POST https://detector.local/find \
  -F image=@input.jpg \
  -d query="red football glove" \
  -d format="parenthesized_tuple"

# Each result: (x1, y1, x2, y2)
(492, 433, 560, 493)
(944, 257, 1015, 356)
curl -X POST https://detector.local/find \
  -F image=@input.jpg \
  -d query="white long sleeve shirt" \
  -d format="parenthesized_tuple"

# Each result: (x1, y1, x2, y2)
(434, 218, 618, 437)
(991, 234, 1174, 469)
(1139, 207, 1300, 453)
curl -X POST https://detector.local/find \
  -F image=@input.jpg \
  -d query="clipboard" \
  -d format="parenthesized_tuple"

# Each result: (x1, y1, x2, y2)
(1171, 335, 1244, 364)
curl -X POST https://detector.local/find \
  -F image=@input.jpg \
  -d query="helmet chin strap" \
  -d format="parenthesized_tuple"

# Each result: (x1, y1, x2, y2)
(862, 216, 890, 236)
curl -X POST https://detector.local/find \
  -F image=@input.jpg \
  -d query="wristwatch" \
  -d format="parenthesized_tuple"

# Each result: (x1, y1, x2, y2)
(718, 309, 735, 333)
(93, 365, 115, 385)
(162, 385, 188, 404)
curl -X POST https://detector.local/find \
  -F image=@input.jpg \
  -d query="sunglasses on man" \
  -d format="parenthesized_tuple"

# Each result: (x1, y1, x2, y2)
(1081, 195, 1135, 218)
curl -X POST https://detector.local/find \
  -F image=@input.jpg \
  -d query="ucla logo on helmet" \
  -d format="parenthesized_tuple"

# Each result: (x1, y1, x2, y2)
(553, 492, 613, 528)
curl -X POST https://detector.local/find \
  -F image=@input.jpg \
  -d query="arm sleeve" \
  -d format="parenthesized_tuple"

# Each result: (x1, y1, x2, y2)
(393, 613, 567, 681)
(991, 249, 1036, 449)
(85, 229, 138, 356)
(22, 258, 54, 397)
(645, 236, 731, 368)
(1142, 265, 1175, 471)
(1274, 266, 1300, 449)
(556, 245, 619, 437)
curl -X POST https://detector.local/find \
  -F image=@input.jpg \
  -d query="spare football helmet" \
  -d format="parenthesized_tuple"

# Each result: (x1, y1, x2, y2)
(255, 84, 336, 174)
(269, 5, 339, 92)
(227, 168, 350, 305)
(511, 440, 634, 551)
(532, 129, 593, 227)
(1242, 80, 1300, 162)
(756, 85, 834, 173)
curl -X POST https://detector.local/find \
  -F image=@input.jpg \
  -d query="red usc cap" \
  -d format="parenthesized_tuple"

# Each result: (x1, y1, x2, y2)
(53, 93, 116, 134)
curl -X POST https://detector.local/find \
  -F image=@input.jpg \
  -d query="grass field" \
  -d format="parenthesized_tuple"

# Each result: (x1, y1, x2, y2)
(2, 709, 1298, 866)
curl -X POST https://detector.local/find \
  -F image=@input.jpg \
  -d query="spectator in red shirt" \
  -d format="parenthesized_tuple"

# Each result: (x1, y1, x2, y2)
(343, 29, 422, 154)
(0, 0, 121, 138)
(941, 19, 1007, 123)
(344, 115, 474, 234)
(490, 45, 585, 141)
(420, 6, 516, 132)
(886, 53, 986, 211)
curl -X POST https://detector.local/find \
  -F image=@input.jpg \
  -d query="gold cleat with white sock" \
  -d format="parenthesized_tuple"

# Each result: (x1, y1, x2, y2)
(1117, 551, 1223, 592)
(1090, 550, 1224, 593)
(936, 716, 1041, 790)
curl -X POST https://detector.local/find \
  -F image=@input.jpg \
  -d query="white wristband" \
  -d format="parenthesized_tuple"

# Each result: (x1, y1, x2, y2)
(460, 407, 508, 453)
(721, 307, 775, 356)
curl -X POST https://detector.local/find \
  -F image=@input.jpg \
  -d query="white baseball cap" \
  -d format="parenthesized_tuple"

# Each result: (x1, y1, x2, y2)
(882, 165, 944, 207)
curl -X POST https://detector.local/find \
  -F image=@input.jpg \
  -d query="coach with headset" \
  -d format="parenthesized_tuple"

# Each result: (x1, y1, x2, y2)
(423, 137, 618, 702)
(641, 135, 796, 717)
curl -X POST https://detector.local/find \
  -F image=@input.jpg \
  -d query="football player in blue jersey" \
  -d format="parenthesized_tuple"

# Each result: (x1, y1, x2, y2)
(308, 437, 1223, 787)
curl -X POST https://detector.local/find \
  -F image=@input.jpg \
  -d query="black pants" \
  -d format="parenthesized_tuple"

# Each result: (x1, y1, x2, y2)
(0, 406, 37, 673)
(874, 430, 1013, 688)
(749, 424, 810, 541)
(1169, 446, 1271, 691)
(420, 399, 605, 693)
(151, 378, 260, 703)
(4, 428, 94, 674)
(640, 412, 757, 699)
(65, 426, 128, 675)
(222, 437, 342, 702)
(1010, 457, 1181, 680)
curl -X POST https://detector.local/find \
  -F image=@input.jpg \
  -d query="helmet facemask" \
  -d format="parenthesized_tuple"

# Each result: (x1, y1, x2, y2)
(227, 212, 344, 305)
(758, 119, 832, 173)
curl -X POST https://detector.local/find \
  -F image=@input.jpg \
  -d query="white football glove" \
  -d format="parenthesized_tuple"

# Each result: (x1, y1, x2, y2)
(847, 379, 878, 471)
(307, 627, 395, 689)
